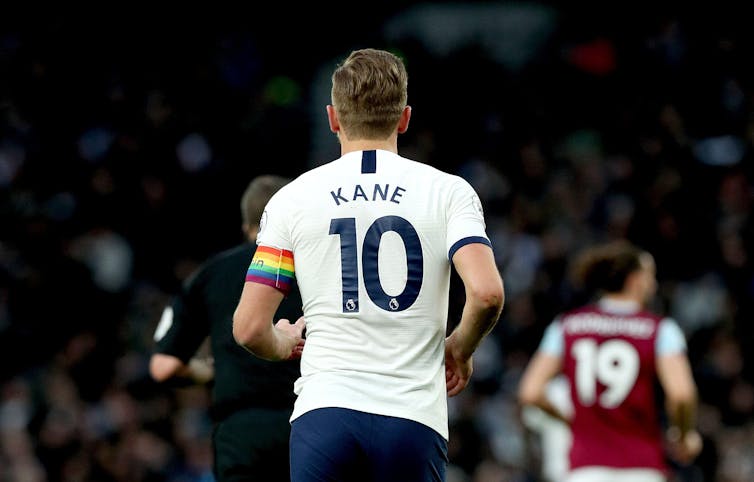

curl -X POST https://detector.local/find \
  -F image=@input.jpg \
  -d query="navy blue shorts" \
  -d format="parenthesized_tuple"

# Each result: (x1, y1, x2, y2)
(290, 407, 448, 482)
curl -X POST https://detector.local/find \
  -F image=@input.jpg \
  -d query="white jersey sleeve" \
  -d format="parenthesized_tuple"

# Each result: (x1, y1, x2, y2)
(256, 187, 294, 251)
(446, 177, 491, 259)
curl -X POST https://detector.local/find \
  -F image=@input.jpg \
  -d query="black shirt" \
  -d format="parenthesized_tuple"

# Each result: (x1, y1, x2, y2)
(155, 242, 302, 421)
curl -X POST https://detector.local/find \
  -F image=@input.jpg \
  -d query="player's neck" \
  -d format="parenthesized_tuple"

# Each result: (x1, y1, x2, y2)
(601, 292, 643, 306)
(339, 138, 398, 156)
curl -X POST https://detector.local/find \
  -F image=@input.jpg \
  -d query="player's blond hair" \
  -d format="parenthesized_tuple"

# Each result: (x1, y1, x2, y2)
(331, 48, 408, 140)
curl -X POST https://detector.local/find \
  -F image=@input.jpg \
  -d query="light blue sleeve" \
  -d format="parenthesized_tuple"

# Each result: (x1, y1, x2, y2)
(538, 321, 564, 357)
(656, 318, 687, 356)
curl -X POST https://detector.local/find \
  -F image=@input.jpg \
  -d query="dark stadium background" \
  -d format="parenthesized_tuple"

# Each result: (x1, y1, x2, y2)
(2, 4, 753, 481)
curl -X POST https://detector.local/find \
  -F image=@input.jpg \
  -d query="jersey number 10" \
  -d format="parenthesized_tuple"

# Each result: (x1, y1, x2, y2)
(330, 215, 424, 313)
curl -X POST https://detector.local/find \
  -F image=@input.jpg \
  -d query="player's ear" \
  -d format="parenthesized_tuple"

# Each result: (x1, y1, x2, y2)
(624, 270, 643, 296)
(327, 105, 340, 133)
(242, 223, 258, 242)
(397, 105, 411, 134)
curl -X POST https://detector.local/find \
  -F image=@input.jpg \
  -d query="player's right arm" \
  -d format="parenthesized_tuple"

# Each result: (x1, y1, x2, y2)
(445, 242, 504, 396)
(517, 352, 567, 423)
(232, 189, 305, 361)
(150, 353, 214, 385)
(517, 321, 569, 424)
(149, 295, 214, 386)
(233, 282, 305, 361)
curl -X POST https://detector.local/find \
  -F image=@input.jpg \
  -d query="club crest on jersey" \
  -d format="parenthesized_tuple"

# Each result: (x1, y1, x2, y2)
(258, 211, 268, 237)
(472, 195, 484, 216)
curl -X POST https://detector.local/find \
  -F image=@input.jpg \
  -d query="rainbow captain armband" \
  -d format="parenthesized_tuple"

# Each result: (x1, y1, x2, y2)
(246, 245, 295, 295)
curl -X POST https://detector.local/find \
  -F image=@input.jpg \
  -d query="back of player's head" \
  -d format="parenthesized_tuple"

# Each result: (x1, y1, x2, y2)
(331, 48, 408, 141)
(241, 174, 291, 229)
(571, 240, 645, 295)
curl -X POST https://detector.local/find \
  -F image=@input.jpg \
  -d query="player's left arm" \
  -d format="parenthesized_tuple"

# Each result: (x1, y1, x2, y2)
(655, 318, 702, 463)
(445, 243, 504, 396)
(443, 177, 505, 396)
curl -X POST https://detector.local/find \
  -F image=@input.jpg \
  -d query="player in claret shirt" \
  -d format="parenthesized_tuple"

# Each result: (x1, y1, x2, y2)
(518, 240, 702, 482)
(232, 48, 504, 482)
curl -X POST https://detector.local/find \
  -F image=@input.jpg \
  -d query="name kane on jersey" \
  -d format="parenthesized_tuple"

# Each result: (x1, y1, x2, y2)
(330, 184, 407, 206)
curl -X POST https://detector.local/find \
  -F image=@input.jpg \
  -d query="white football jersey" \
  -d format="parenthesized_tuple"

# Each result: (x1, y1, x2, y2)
(255, 149, 491, 439)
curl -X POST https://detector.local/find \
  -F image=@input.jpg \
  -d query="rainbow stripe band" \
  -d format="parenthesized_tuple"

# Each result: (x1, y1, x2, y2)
(246, 245, 295, 295)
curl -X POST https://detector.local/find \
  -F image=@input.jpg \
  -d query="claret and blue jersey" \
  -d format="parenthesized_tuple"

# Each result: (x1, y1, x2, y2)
(538, 297, 688, 473)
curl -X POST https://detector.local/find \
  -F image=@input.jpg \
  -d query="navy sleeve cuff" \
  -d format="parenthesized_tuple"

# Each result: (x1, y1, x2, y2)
(448, 236, 492, 260)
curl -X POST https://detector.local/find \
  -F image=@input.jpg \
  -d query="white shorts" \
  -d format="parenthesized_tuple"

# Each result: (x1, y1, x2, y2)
(566, 467, 666, 482)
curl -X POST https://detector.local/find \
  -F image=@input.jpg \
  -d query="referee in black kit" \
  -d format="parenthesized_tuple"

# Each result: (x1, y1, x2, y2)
(150, 174, 302, 482)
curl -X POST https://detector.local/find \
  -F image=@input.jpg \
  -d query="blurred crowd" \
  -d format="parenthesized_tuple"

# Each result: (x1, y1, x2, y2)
(2, 5, 754, 482)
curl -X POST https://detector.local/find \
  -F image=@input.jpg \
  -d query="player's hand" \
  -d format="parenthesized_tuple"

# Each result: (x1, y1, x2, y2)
(187, 357, 215, 384)
(275, 316, 306, 360)
(665, 427, 703, 465)
(445, 332, 473, 397)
